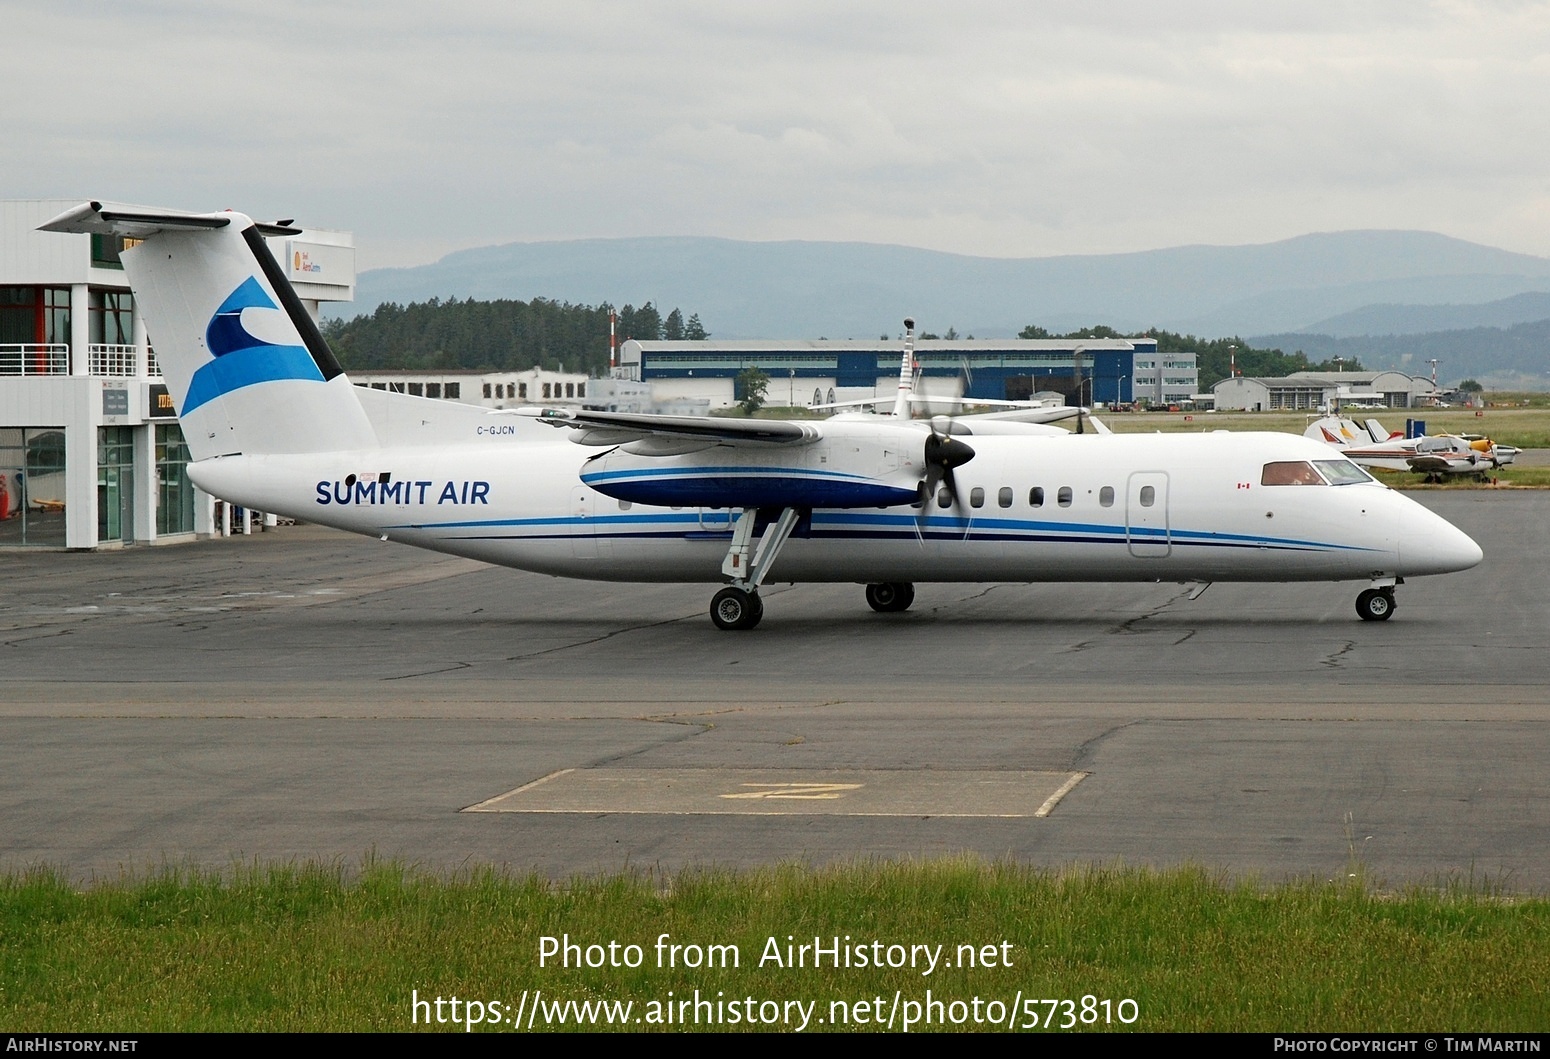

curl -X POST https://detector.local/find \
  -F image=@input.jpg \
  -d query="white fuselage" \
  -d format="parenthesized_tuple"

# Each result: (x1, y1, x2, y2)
(189, 425, 1482, 586)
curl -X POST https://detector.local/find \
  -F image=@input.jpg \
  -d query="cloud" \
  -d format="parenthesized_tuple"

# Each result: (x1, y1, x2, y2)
(8, 1, 1550, 267)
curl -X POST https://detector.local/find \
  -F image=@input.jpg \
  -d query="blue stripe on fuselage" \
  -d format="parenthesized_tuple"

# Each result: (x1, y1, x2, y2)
(386, 509, 1380, 555)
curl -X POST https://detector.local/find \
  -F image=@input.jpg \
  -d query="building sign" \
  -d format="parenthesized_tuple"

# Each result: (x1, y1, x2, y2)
(148, 384, 176, 419)
(286, 239, 355, 287)
(102, 389, 129, 417)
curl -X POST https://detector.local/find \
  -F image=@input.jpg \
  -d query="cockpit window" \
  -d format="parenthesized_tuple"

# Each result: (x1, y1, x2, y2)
(1313, 459, 1374, 485)
(1261, 461, 1324, 486)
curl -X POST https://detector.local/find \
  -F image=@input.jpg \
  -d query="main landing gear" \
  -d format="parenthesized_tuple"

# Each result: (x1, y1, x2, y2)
(865, 582, 915, 613)
(708, 506, 803, 631)
(1355, 586, 1397, 622)
(710, 586, 764, 630)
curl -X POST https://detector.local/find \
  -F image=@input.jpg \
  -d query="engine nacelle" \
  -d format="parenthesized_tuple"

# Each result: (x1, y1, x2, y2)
(580, 424, 924, 509)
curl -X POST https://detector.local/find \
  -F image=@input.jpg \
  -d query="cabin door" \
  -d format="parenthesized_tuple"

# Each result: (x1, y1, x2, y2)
(1126, 472, 1170, 558)
(571, 486, 598, 559)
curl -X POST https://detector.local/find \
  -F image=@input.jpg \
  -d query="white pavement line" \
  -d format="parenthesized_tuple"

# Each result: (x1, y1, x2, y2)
(464, 769, 575, 811)
(1034, 772, 1090, 818)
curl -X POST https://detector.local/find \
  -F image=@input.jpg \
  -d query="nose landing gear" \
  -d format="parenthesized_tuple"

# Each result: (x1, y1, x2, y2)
(1355, 587, 1396, 622)
(864, 582, 915, 613)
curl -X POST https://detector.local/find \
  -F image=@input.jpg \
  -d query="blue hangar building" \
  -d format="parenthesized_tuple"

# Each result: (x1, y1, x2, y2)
(618, 336, 1174, 411)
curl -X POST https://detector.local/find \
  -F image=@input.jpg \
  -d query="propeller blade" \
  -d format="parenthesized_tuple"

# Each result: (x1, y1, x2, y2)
(943, 466, 971, 539)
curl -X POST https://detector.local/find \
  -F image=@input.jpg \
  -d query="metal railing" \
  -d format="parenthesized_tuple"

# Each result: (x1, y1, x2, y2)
(0, 344, 163, 378)
(89, 344, 139, 376)
(0, 344, 68, 376)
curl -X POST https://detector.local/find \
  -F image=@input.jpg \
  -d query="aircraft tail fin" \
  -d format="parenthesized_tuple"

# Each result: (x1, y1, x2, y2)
(39, 201, 377, 462)
(1362, 418, 1394, 444)
(1304, 414, 1358, 447)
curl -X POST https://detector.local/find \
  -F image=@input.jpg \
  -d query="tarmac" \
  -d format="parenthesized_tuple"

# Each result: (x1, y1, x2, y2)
(1, 489, 1545, 888)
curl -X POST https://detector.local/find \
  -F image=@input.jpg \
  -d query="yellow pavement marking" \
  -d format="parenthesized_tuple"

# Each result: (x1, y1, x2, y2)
(465, 768, 1088, 817)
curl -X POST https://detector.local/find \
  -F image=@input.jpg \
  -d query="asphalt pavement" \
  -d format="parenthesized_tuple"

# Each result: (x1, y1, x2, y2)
(1, 490, 1543, 889)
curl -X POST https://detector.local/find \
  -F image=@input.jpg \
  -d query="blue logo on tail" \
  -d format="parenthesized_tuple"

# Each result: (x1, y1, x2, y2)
(183, 277, 324, 413)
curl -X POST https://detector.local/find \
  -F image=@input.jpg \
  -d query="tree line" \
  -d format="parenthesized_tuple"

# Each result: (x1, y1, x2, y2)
(1019, 324, 1362, 390)
(324, 296, 1359, 391)
(322, 297, 708, 375)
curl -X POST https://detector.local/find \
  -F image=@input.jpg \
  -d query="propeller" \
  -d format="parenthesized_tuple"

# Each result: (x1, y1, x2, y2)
(916, 415, 975, 539)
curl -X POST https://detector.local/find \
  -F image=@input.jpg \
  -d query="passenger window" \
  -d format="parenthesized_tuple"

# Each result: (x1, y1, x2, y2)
(970, 487, 985, 508)
(937, 488, 952, 508)
(1058, 486, 1073, 507)
(1140, 485, 1155, 506)
(1099, 486, 1115, 507)
(618, 500, 632, 510)
(1030, 487, 1044, 507)
(998, 487, 1013, 508)
(1261, 461, 1325, 486)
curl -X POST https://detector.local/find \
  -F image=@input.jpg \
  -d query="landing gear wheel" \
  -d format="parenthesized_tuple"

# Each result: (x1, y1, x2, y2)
(710, 587, 763, 630)
(1355, 588, 1396, 622)
(865, 582, 916, 613)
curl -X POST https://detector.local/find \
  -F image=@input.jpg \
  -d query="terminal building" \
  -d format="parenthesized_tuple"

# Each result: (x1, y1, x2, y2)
(0, 199, 355, 548)
(617, 336, 1184, 410)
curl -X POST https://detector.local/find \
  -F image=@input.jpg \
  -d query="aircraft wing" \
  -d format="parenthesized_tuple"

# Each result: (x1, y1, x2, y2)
(947, 404, 1081, 424)
(1406, 453, 1472, 474)
(807, 395, 1082, 423)
(513, 406, 821, 448)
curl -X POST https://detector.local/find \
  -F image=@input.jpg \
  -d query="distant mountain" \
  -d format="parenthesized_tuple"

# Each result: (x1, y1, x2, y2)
(340, 230, 1550, 345)
(1295, 291, 1550, 338)
(1252, 318, 1550, 389)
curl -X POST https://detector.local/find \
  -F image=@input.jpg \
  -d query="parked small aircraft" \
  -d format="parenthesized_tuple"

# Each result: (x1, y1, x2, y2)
(41, 202, 1483, 627)
(1305, 415, 1517, 482)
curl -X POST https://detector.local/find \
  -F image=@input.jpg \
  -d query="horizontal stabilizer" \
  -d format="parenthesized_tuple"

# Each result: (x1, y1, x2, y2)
(40, 201, 300, 238)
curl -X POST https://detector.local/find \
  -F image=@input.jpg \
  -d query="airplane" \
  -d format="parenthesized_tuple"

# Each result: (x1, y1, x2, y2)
(1305, 414, 1517, 483)
(40, 201, 1484, 628)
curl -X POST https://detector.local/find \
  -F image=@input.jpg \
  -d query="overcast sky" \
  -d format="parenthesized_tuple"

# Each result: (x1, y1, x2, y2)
(8, 1, 1550, 270)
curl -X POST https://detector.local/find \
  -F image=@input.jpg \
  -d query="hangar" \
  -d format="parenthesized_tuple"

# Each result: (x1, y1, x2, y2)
(0, 200, 354, 548)
(618, 337, 1194, 410)
(1213, 370, 1440, 412)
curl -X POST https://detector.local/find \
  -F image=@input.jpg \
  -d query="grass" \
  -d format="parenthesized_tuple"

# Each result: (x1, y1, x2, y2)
(1368, 465, 1550, 489)
(1099, 406, 1550, 449)
(3, 859, 1547, 1032)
